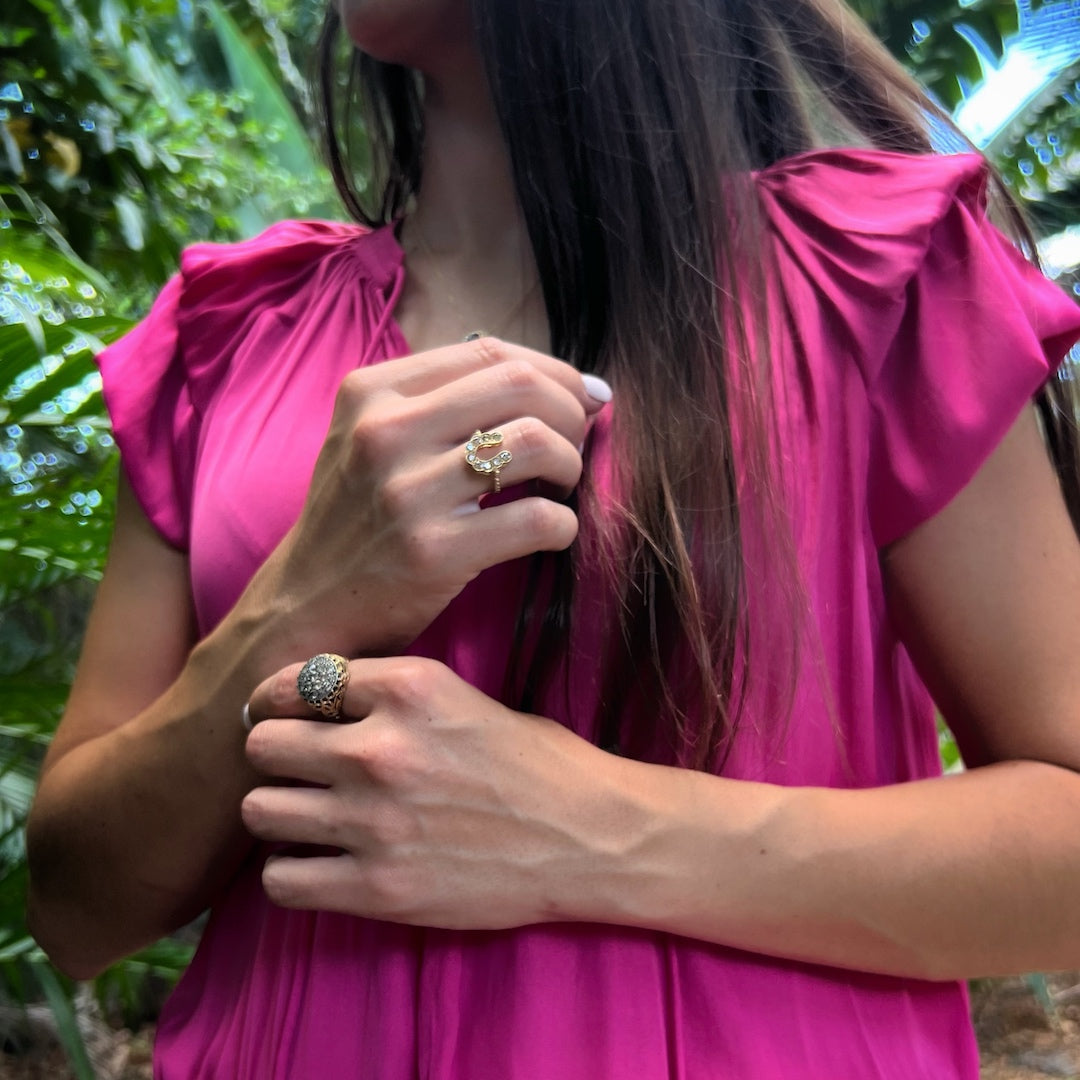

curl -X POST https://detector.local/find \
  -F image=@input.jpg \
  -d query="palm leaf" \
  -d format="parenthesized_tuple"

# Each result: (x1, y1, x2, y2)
(205, 0, 335, 233)
(32, 962, 96, 1080)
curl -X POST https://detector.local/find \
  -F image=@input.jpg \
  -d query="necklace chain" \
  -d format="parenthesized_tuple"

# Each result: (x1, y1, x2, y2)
(404, 224, 540, 344)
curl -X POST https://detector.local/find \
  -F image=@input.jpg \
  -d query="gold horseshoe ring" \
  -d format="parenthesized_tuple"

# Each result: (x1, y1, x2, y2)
(464, 429, 512, 494)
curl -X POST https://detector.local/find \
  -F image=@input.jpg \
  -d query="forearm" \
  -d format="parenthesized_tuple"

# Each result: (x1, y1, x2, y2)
(21, 532, 352, 979)
(26, 510, 472, 977)
(586, 756, 1080, 981)
(26, 624, 274, 978)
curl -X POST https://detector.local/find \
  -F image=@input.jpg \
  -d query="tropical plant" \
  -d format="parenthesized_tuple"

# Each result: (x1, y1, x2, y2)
(1, 0, 335, 1071)
(855, 0, 1080, 234)
(852, 0, 1045, 107)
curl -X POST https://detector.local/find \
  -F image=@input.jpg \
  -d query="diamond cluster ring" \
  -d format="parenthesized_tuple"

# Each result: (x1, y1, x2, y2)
(297, 653, 350, 720)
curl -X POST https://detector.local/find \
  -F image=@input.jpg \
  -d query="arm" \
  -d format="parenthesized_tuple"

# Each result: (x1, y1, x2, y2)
(568, 404, 1080, 978)
(590, 404, 1080, 979)
(28, 340, 605, 979)
(27, 475, 263, 979)
(242, 405, 1080, 980)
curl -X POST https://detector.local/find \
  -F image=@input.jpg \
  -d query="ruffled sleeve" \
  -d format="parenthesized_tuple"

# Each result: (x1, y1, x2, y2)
(95, 220, 371, 550)
(96, 274, 194, 549)
(758, 149, 1080, 548)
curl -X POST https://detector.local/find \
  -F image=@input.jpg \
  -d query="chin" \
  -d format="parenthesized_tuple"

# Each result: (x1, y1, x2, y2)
(338, 0, 472, 68)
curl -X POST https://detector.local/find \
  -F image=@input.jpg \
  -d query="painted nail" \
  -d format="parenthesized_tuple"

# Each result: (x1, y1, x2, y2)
(581, 373, 613, 404)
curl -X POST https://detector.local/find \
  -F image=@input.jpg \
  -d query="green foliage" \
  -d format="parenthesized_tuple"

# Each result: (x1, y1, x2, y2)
(853, 0, 1079, 233)
(989, 60, 1080, 233)
(852, 0, 1038, 106)
(2, 0, 335, 306)
(937, 716, 963, 774)
(1, 0, 333, 1069)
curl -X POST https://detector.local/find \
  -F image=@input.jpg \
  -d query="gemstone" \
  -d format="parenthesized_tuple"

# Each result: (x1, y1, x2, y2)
(298, 655, 341, 703)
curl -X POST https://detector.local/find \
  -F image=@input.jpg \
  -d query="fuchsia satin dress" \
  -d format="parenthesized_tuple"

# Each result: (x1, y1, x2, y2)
(97, 150, 1080, 1079)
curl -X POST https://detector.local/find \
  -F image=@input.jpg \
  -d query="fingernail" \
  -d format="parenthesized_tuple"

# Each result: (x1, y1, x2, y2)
(582, 373, 613, 404)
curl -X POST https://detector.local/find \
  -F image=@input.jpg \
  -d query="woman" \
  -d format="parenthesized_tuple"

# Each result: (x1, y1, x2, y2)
(26, 0, 1080, 1076)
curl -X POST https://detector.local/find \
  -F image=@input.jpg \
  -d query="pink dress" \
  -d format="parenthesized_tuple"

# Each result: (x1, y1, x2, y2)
(97, 149, 1080, 1079)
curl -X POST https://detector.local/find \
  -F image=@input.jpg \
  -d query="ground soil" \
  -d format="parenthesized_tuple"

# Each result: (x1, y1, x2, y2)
(973, 972, 1080, 1079)
(0, 973, 1078, 1078)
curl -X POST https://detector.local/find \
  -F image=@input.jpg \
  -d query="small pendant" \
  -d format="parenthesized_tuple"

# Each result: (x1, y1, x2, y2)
(463, 330, 487, 342)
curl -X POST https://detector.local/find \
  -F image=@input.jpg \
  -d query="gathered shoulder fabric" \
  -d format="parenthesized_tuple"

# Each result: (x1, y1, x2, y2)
(93, 150, 1080, 1080)
(757, 148, 1079, 545)
(95, 219, 394, 552)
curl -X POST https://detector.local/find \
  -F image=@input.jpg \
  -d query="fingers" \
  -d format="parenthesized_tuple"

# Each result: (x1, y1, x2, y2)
(447, 495, 580, 561)
(244, 716, 346, 784)
(414, 358, 590, 450)
(260, 853, 369, 915)
(351, 336, 611, 418)
(398, 416, 583, 512)
(246, 656, 447, 735)
(247, 663, 317, 728)
(241, 784, 342, 846)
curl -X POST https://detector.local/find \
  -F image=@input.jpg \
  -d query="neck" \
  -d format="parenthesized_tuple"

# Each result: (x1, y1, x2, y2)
(406, 66, 530, 255)
(395, 69, 547, 352)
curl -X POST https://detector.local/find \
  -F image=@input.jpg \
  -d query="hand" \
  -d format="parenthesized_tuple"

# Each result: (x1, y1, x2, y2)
(267, 338, 611, 657)
(241, 656, 634, 928)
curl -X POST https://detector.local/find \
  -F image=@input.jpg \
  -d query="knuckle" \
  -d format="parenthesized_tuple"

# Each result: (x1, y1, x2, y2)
(512, 416, 548, 457)
(336, 368, 369, 407)
(348, 413, 385, 465)
(551, 506, 581, 548)
(269, 668, 300, 714)
(520, 498, 558, 535)
(262, 860, 303, 908)
(382, 656, 445, 704)
(239, 790, 264, 831)
(523, 500, 578, 549)
(564, 448, 585, 488)
(244, 724, 275, 771)
(376, 472, 415, 520)
(365, 863, 418, 916)
(468, 336, 510, 369)
(348, 724, 412, 785)
(349, 407, 406, 467)
(495, 359, 540, 394)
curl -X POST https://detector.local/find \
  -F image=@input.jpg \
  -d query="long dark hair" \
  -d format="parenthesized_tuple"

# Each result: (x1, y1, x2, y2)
(317, 0, 1080, 768)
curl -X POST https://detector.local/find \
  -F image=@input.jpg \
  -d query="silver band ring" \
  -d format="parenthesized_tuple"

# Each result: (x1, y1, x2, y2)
(297, 653, 350, 720)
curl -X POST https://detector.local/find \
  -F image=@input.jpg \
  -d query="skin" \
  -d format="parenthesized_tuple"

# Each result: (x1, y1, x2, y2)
(27, 0, 1080, 983)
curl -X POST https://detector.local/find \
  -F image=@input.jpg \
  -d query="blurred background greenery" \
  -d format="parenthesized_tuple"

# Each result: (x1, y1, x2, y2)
(1, 0, 1078, 1074)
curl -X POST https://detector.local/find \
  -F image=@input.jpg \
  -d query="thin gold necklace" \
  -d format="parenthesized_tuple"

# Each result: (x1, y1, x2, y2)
(404, 226, 540, 343)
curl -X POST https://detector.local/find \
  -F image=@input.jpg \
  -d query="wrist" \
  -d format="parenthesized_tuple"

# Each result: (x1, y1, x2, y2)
(567, 758, 791, 939)
(237, 534, 419, 662)
(541, 751, 694, 927)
